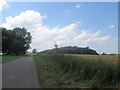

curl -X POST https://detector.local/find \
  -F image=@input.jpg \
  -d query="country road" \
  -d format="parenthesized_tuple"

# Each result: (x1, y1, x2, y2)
(2, 56, 39, 88)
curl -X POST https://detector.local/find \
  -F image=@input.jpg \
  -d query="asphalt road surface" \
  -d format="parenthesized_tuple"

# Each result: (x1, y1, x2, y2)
(2, 56, 39, 88)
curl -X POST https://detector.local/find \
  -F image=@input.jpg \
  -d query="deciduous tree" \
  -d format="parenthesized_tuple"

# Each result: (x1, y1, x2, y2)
(1, 27, 32, 55)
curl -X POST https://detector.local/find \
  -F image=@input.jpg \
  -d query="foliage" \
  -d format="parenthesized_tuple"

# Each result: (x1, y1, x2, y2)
(40, 46, 99, 55)
(1, 27, 32, 55)
(32, 49, 37, 54)
(0, 28, 2, 51)
(34, 54, 119, 88)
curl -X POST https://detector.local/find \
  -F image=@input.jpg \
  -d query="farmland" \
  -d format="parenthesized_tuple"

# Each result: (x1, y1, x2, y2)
(34, 54, 119, 88)
(66, 54, 118, 64)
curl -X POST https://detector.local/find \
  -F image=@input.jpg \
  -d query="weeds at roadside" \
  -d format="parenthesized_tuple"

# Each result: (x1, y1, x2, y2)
(34, 54, 119, 88)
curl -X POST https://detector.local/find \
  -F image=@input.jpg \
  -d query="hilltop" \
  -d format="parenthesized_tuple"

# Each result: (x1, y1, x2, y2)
(40, 46, 99, 55)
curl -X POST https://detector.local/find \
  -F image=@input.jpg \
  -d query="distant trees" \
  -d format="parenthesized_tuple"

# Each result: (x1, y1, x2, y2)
(32, 49, 37, 54)
(40, 46, 99, 55)
(1, 27, 32, 55)
(54, 42, 58, 53)
(102, 53, 107, 55)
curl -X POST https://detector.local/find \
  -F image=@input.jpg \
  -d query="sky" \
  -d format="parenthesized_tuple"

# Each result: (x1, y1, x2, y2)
(0, 0, 118, 54)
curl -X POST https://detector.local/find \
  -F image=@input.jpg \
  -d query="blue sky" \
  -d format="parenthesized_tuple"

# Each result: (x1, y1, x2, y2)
(1, 2, 118, 54)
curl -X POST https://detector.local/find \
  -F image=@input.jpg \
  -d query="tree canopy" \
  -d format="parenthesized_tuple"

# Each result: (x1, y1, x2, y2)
(32, 49, 37, 54)
(1, 27, 32, 55)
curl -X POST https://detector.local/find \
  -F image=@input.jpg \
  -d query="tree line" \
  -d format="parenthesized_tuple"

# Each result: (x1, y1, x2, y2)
(1, 27, 32, 55)
(40, 46, 99, 55)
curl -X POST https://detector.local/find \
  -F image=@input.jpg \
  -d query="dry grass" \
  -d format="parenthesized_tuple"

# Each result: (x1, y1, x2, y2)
(66, 54, 118, 64)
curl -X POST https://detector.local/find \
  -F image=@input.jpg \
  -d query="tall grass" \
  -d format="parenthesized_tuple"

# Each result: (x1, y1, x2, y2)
(34, 54, 119, 88)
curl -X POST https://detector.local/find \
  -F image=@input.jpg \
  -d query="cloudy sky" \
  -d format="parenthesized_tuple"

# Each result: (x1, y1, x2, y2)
(0, 0, 118, 54)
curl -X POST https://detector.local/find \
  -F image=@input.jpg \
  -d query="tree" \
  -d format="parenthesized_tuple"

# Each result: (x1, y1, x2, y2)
(102, 53, 107, 55)
(0, 28, 2, 51)
(13, 27, 32, 52)
(9, 40, 24, 55)
(32, 49, 37, 55)
(54, 41, 59, 53)
(40, 46, 99, 55)
(2, 28, 13, 55)
(1, 27, 32, 55)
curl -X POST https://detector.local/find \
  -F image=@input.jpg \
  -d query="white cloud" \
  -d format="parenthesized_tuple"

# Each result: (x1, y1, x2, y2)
(75, 4, 81, 8)
(108, 25, 115, 29)
(1, 10, 47, 30)
(97, 38, 118, 54)
(1, 10, 111, 52)
(0, 0, 8, 11)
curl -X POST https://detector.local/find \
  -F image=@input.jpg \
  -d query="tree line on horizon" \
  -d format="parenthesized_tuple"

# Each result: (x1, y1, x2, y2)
(40, 46, 99, 55)
(1, 27, 32, 55)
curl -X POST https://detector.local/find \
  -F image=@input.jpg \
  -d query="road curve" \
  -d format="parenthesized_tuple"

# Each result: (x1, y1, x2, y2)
(2, 56, 39, 88)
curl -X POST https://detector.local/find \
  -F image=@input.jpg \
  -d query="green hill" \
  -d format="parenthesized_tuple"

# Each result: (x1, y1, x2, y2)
(40, 46, 99, 55)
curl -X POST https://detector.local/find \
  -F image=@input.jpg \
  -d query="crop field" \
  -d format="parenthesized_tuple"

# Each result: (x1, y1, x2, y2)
(66, 54, 118, 64)
(34, 54, 119, 88)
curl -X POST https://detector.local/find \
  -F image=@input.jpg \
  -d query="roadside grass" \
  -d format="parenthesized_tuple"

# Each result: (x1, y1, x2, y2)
(34, 54, 119, 88)
(0, 56, 2, 62)
(2, 55, 23, 63)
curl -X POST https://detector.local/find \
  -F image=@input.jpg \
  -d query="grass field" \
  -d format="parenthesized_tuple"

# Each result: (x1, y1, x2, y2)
(1, 55, 23, 63)
(66, 54, 118, 64)
(34, 54, 119, 88)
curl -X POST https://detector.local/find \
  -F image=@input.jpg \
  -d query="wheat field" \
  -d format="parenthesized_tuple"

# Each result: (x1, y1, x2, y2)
(66, 54, 118, 64)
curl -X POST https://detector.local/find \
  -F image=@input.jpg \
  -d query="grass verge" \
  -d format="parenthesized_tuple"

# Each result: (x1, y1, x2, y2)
(34, 54, 119, 88)
(2, 55, 23, 63)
